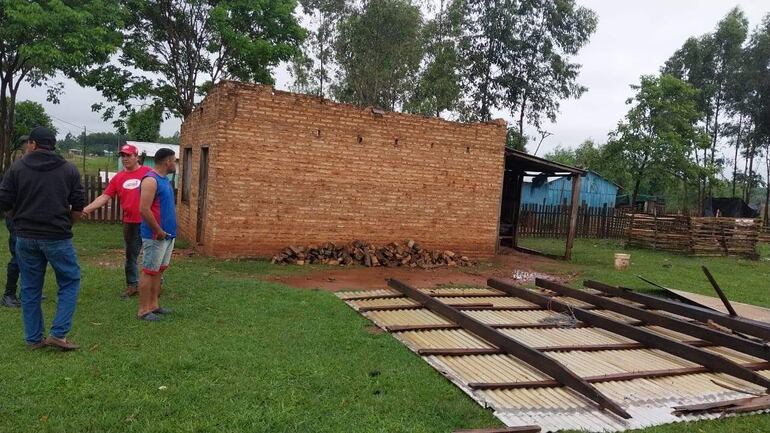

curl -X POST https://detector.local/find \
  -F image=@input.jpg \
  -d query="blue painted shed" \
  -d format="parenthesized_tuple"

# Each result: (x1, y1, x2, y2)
(521, 170, 619, 208)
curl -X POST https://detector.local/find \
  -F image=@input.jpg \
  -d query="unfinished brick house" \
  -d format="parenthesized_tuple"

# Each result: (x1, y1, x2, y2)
(177, 81, 509, 258)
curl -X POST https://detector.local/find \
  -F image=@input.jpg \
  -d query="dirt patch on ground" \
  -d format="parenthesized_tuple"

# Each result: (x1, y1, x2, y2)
(271, 248, 576, 292)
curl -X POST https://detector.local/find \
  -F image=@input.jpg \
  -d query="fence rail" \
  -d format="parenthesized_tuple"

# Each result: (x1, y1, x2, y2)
(518, 204, 632, 239)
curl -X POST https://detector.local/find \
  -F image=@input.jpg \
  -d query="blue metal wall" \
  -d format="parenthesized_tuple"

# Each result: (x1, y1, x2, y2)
(521, 171, 618, 208)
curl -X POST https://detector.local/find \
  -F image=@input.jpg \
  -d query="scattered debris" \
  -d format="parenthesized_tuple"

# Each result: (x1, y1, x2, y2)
(509, 270, 552, 283)
(271, 240, 474, 268)
(673, 394, 770, 415)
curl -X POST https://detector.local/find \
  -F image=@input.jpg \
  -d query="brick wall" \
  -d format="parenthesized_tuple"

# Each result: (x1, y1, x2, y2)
(178, 81, 507, 258)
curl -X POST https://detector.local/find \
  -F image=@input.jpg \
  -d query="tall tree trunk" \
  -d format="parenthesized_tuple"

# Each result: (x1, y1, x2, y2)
(765, 144, 770, 226)
(478, 0, 496, 121)
(708, 96, 722, 198)
(3, 85, 18, 171)
(318, 9, 325, 98)
(732, 115, 743, 197)
(517, 94, 527, 143)
(746, 140, 756, 204)
(0, 71, 9, 174)
(631, 155, 649, 210)
(693, 148, 702, 215)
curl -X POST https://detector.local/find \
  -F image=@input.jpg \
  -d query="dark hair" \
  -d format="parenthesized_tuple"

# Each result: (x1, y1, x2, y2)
(154, 148, 175, 164)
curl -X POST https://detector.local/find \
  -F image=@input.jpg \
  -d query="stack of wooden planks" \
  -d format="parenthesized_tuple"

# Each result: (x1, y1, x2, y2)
(625, 214, 691, 252)
(690, 217, 760, 257)
(627, 215, 760, 258)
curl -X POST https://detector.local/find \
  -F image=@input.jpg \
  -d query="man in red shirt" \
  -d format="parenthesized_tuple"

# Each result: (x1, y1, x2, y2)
(83, 144, 152, 298)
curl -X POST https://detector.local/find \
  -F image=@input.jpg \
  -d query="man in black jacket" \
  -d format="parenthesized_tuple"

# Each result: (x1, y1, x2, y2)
(0, 127, 85, 350)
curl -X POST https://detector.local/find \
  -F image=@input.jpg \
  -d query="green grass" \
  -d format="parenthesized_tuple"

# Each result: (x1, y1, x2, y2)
(65, 155, 116, 176)
(1, 227, 769, 432)
(0, 225, 497, 433)
(522, 237, 770, 306)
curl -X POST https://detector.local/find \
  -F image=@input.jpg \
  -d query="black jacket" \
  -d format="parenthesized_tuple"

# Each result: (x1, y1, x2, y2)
(0, 150, 85, 240)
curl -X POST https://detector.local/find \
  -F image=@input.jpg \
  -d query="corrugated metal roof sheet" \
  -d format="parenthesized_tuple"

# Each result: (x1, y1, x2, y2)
(337, 285, 770, 432)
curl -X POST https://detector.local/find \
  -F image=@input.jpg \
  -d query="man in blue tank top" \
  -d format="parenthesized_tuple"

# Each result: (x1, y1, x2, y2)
(137, 148, 177, 321)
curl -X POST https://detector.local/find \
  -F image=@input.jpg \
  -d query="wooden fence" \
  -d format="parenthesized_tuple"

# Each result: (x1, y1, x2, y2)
(518, 204, 632, 239)
(83, 174, 123, 223)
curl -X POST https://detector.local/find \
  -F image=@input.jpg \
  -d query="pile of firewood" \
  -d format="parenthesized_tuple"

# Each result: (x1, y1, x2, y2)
(271, 240, 473, 268)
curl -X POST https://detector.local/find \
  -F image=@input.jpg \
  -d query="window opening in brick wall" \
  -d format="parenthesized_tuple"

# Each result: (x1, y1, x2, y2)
(315, 129, 321, 138)
(357, 135, 363, 144)
(181, 147, 192, 203)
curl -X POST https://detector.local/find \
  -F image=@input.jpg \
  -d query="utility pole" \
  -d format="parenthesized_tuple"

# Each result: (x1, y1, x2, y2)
(82, 126, 87, 175)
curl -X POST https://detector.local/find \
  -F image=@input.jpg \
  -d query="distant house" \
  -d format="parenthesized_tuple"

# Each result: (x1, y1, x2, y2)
(521, 170, 619, 208)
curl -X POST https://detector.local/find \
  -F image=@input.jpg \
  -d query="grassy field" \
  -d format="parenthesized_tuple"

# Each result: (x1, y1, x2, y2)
(1, 225, 769, 432)
(65, 155, 116, 177)
(0, 225, 497, 433)
(520, 237, 770, 306)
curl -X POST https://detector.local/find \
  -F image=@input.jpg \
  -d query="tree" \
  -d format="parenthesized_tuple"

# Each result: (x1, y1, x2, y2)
(0, 0, 123, 171)
(459, 0, 596, 137)
(290, 0, 348, 97)
(126, 104, 163, 142)
(405, 0, 463, 117)
(605, 75, 708, 207)
(663, 7, 748, 204)
(504, 0, 597, 141)
(545, 139, 602, 169)
(739, 14, 770, 206)
(333, 0, 424, 110)
(11, 101, 57, 145)
(79, 0, 306, 125)
(505, 128, 527, 151)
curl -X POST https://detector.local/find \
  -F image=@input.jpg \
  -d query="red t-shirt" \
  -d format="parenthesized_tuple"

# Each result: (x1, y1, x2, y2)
(104, 166, 153, 223)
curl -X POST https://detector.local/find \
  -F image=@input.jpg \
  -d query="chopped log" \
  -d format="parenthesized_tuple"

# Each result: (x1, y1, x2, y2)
(273, 239, 474, 268)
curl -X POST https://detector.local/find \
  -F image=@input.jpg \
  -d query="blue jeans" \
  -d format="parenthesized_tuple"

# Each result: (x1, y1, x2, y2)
(4, 217, 19, 297)
(16, 237, 81, 343)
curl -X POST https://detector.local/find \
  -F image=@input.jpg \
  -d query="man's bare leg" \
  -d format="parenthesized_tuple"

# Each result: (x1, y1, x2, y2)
(149, 273, 162, 312)
(138, 272, 152, 317)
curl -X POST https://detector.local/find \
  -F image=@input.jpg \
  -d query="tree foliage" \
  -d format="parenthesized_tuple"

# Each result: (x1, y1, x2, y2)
(459, 0, 596, 137)
(0, 0, 122, 171)
(663, 7, 748, 205)
(290, 0, 348, 97)
(11, 101, 57, 146)
(404, 0, 463, 116)
(605, 74, 709, 206)
(333, 0, 423, 110)
(79, 0, 306, 125)
(126, 103, 163, 142)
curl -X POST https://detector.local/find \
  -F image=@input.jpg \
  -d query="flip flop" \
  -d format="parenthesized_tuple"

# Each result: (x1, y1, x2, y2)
(138, 312, 162, 322)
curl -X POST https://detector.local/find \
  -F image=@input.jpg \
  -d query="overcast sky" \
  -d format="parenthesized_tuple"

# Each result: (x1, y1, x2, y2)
(19, 0, 770, 158)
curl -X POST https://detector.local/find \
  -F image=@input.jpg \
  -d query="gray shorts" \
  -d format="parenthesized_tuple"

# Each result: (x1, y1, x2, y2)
(142, 238, 175, 275)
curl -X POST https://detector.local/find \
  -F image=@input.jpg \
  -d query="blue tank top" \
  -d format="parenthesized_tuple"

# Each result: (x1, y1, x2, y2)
(140, 171, 177, 239)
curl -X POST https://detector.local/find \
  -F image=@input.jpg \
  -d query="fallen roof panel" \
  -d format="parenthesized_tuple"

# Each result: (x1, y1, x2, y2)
(337, 280, 770, 432)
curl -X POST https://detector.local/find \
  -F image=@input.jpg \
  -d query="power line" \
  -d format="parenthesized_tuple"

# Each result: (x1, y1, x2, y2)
(49, 114, 84, 129)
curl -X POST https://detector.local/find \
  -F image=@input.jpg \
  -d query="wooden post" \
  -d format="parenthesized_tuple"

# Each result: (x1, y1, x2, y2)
(96, 173, 104, 222)
(511, 172, 523, 248)
(565, 174, 582, 260)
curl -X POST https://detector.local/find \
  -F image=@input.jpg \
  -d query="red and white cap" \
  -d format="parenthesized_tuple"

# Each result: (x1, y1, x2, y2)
(119, 144, 139, 156)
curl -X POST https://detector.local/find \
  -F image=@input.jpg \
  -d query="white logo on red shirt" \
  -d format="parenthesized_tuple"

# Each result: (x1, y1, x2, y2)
(123, 179, 141, 190)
